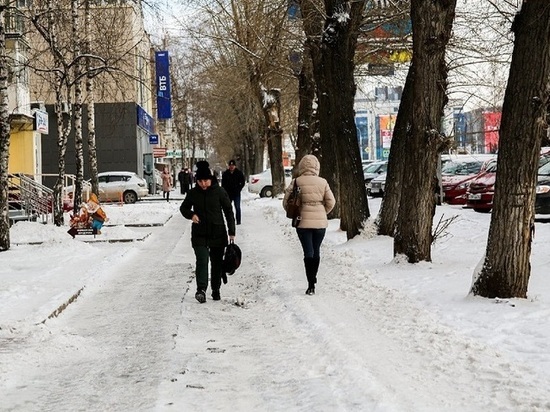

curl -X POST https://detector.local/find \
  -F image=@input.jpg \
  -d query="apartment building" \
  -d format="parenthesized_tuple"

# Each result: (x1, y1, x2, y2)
(5, 3, 45, 183)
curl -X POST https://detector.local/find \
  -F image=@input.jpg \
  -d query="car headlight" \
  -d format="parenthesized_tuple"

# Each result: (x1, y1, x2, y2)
(457, 182, 470, 190)
(536, 185, 550, 194)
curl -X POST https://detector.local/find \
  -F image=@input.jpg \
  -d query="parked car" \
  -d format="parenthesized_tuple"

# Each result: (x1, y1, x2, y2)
(369, 172, 387, 198)
(465, 159, 498, 212)
(440, 156, 496, 205)
(467, 152, 550, 213)
(65, 171, 149, 204)
(367, 155, 478, 200)
(536, 160, 550, 214)
(248, 168, 292, 198)
(364, 161, 387, 194)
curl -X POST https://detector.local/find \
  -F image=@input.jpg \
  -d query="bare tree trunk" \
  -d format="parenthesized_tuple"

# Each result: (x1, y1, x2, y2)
(377, 67, 414, 236)
(262, 88, 285, 196)
(42, 0, 73, 227)
(294, 21, 317, 171)
(472, 1, 550, 298)
(86, 77, 98, 195)
(266, 127, 284, 187)
(300, 0, 339, 218)
(0, 7, 10, 251)
(315, 0, 370, 238)
(242, 129, 262, 177)
(393, 0, 456, 262)
(247, 127, 264, 174)
(85, 0, 98, 195)
(169, 66, 188, 173)
(72, 0, 84, 211)
(53, 97, 72, 226)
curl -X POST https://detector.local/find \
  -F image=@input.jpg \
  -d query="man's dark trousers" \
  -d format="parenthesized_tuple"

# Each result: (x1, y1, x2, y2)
(230, 192, 242, 224)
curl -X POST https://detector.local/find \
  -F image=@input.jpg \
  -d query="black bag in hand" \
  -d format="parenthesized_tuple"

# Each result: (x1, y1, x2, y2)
(286, 180, 301, 227)
(222, 241, 242, 283)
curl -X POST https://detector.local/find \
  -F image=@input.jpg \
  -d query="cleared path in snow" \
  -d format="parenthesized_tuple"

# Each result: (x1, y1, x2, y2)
(158, 199, 550, 412)
(1, 214, 189, 411)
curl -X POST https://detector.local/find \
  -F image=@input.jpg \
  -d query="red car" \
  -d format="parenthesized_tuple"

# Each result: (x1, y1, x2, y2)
(466, 160, 497, 212)
(441, 157, 495, 205)
(467, 151, 550, 213)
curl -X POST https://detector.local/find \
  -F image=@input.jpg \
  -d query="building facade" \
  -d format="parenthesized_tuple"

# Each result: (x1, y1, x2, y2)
(24, 0, 159, 191)
(6, 5, 46, 183)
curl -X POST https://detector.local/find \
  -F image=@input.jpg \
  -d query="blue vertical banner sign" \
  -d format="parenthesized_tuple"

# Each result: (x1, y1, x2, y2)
(355, 114, 369, 161)
(155, 51, 172, 119)
(453, 110, 466, 149)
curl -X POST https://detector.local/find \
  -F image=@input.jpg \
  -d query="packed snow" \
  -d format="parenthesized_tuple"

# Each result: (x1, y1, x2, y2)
(1, 190, 550, 411)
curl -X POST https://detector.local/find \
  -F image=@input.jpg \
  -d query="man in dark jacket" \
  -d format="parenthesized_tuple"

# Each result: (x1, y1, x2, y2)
(180, 164, 236, 303)
(221, 159, 246, 225)
(178, 167, 191, 195)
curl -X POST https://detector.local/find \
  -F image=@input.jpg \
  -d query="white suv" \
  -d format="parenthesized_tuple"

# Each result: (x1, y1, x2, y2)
(97, 171, 149, 203)
(248, 168, 292, 197)
(66, 171, 149, 205)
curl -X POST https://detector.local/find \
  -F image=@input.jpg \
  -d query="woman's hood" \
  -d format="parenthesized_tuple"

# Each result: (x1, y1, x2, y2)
(298, 154, 320, 176)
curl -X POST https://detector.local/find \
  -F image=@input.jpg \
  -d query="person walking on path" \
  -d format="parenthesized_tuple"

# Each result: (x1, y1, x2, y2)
(195, 160, 219, 185)
(178, 167, 191, 195)
(283, 155, 335, 295)
(221, 159, 246, 225)
(161, 167, 172, 202)
(180, 163, 236, 303)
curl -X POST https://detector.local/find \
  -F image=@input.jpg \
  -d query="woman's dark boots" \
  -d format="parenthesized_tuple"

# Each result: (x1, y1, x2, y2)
(304, 257, 320, 295)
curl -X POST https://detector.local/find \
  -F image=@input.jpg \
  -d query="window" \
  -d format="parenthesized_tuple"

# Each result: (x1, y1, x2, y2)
(539, 161, 550, 177)
(442, 161, 483, 175)
(109, 175, 126, 182)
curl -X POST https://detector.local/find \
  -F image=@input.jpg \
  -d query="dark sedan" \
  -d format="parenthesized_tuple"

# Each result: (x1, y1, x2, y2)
(536, 161, 550, 214)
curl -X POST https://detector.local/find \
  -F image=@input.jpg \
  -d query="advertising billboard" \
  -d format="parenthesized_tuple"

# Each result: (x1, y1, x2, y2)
(379, 114, 395, 149)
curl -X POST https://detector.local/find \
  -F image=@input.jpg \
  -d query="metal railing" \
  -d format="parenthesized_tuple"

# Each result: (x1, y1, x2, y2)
(8, 173, 54, 224)
(8, 173, 94, 225)
(38, 173, 93, 211)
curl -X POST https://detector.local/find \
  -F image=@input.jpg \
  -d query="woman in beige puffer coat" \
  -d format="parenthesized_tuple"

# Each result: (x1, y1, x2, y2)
(283, 154, 335, 295)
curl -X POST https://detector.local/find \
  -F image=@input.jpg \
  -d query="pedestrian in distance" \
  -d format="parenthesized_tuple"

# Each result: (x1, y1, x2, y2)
(178, 167, 191, 195)
(161, 167, 172, 202)
(221, 159, 246, 225)
(180, 163, 236, 303)
(283, 154, 335, 295)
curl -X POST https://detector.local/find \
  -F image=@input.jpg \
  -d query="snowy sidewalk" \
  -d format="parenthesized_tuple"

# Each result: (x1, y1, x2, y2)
(1, 201, 181, 328)
(2, 194, 550, 411)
